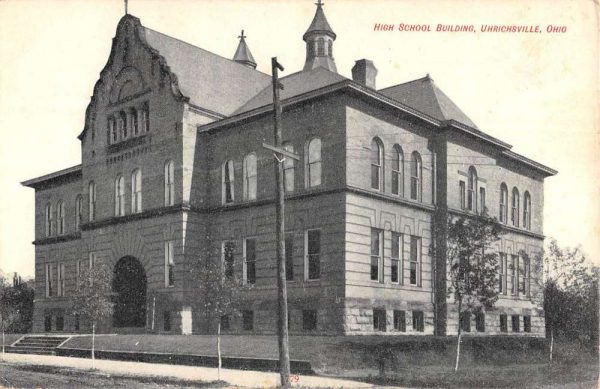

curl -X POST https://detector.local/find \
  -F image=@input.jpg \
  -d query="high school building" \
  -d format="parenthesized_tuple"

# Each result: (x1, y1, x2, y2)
(22, 4, 556, 336)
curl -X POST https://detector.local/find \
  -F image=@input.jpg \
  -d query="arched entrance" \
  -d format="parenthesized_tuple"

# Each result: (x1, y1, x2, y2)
(113, 256, 147, 328)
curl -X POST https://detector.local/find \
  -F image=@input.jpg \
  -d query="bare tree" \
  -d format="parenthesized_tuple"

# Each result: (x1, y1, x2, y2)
(71, 263, 114, 369)
(193, 258, 245, 381)
(446, 212, 504, 372)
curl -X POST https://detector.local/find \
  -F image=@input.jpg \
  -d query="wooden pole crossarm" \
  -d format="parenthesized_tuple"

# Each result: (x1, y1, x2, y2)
(262, 143, 300, 161)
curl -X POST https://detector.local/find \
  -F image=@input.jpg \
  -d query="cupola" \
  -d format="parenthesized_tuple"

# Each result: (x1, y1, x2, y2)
(302, 0, 337, 72)
(233, 30, 257, 69)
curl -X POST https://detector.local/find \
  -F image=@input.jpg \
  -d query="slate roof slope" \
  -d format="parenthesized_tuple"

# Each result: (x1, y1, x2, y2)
(379, 75, 479, 129)
(141, 27, 271, 116)
(234, 67, 347, 114)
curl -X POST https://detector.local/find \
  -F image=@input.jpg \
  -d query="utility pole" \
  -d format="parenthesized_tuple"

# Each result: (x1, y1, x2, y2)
(262, 57, 299, 387)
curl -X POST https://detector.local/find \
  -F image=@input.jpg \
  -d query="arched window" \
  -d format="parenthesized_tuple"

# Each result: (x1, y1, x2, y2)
(108, 117, 116, 144)
(57, 201, 65, 235)
(523, 191, 531, 230)
(45, 203, 53, 237)
(117, 112, 126, 140)
(140, 105, 149, 133)
(75, 196, 83, 231)
(467, 166, 478, 212)
(306, 138, 322, 188)
(243, 153, 257, 201)
(164, 160, 174, 206)
(511, 187, 520, 227)
(317, 37, 325, 56)
(131, 169, 142, 213)
(283, 143, 295, 192)
(410, 151, 422, 201)
(392, 145, 404, 196)
(115, 175, 125, 216)
(370, 138, 383, 191)
(222, 160, 235, 204)
(130, 108, 139, 136)
(328, 40, 333, 57)
(499, 183, 508, 223)
(88, 181, 96, 222)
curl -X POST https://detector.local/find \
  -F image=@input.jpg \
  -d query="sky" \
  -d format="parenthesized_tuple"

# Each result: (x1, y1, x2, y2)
(0, 0, 598, 277)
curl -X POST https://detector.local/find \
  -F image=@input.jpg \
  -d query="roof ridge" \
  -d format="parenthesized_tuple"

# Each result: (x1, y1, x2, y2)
(378, 75, 430, 91)
(142, 26, 269, 77)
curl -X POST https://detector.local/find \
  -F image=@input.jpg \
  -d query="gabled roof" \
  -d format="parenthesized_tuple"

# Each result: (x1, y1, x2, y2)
(303, 3, 336, 41)
(379, 75, 479, 129)
(234, 67, 347, 114)
(140, 26, 270, 116)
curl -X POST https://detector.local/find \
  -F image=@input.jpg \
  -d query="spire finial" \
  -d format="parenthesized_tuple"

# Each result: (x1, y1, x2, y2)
(238, 30, 247, 40)
(315, 0, 324, 7)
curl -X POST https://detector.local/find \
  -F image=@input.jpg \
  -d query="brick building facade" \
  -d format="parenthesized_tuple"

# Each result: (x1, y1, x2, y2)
(22, 5, 556, 336)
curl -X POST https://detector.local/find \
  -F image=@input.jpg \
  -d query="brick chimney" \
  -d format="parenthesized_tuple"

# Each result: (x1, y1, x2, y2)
(351, 59, 378, 89)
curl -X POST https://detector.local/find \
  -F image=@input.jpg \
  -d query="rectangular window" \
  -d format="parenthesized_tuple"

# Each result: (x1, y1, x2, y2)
(305, 229, 321, 281)
(460, 312, 471, 332)
(511, 315, 520, 332)
(479, 187, 486, 214)
(220, 315, 230, 331)
(283, 144, 295, 192)
(511, 255, 518, 296)
(373, 309, 387, 332)
(393, 310, 406, 332)
(44, 315, 52, 332)
(498, 253, 507, 294)
(89, 252, 96, 268)
(523, 315, 531, 333)
(45, 263, 54, 297)
(500, 314, 508, 332)
(163, 311, 171, 331)
(412, 310, 424, 332)
(370, 229, 383, 283)
(475, 312, 485, 332)
(521, 256, 530, 296)
(302, 310, 317, 331)
(244, 238, 256, 285)
(89, 182, 96, 222)
(165, 241, 175, 287)
(74, 314, 80, 331)
(410, 236, 421, 286)
(391, 232, 402, 284)
(222, 241, 235, 279)
(459, 180, 466, 209)
(285, 233, 294, 281)
(57, 263, 65, 297)
(56, 315, 64, 331)
(242, 310, 254, 331)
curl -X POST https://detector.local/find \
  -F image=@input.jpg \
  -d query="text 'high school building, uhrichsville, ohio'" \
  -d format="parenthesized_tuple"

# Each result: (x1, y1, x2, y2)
(22, 3, 556, 337)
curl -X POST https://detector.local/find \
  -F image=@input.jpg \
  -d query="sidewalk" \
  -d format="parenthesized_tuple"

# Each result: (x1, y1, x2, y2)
(0, 352, 376, 388)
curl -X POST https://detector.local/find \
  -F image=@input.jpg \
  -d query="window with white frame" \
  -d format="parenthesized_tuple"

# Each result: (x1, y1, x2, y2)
(499, 253, 507, 294)
(370, 228, 383, 282)
(222, 160, 235, 204)
(370, 138, 383, 190)
(520, 255, 530, 296)
(222, 241, 235, 279)
(479, 187, 486, 214)
(88, 181, 96, 222)
(409, 236, 421, 286)
(108, 117, 117, 144)
(114, 175, 125, 216)
(164, 160, 174, 206)
(140, 104, 149, 133)
(523, 191, 531, 230)
(392, 145, 404, 196)
(243, 153, 257, 201)
(131, 169, 142, 213)
(57, 263, 65, 297)
(499, 183, 508, 224)
(57, 201, 65, 235)
(130, 108, 139, 136)
(511, 254, 518, 296)
(165, 241, 174, 287)
(305, 229, 321, 281)
(89, 251, 96, 268)
(410, 151, 422, 201)
(511, 187, 520, 227)
(391, 232, 402, 284)
(117, 112, 127, 139)
(45, 203, 53, 237)
(467, 166, 477, 211)
(283, 143, 295, 192)
(243, 238, 256, 285)
(75, 196, 83, 231)
(306, 138, 322, 188)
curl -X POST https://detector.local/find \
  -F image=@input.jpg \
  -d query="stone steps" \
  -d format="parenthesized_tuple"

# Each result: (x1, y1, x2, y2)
(9, 335, 71, 356)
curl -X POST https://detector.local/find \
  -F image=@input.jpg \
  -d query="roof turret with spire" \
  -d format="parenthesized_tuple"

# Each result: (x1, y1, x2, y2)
(233, 30, 257, 69)
(302, 0, 337, 72)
